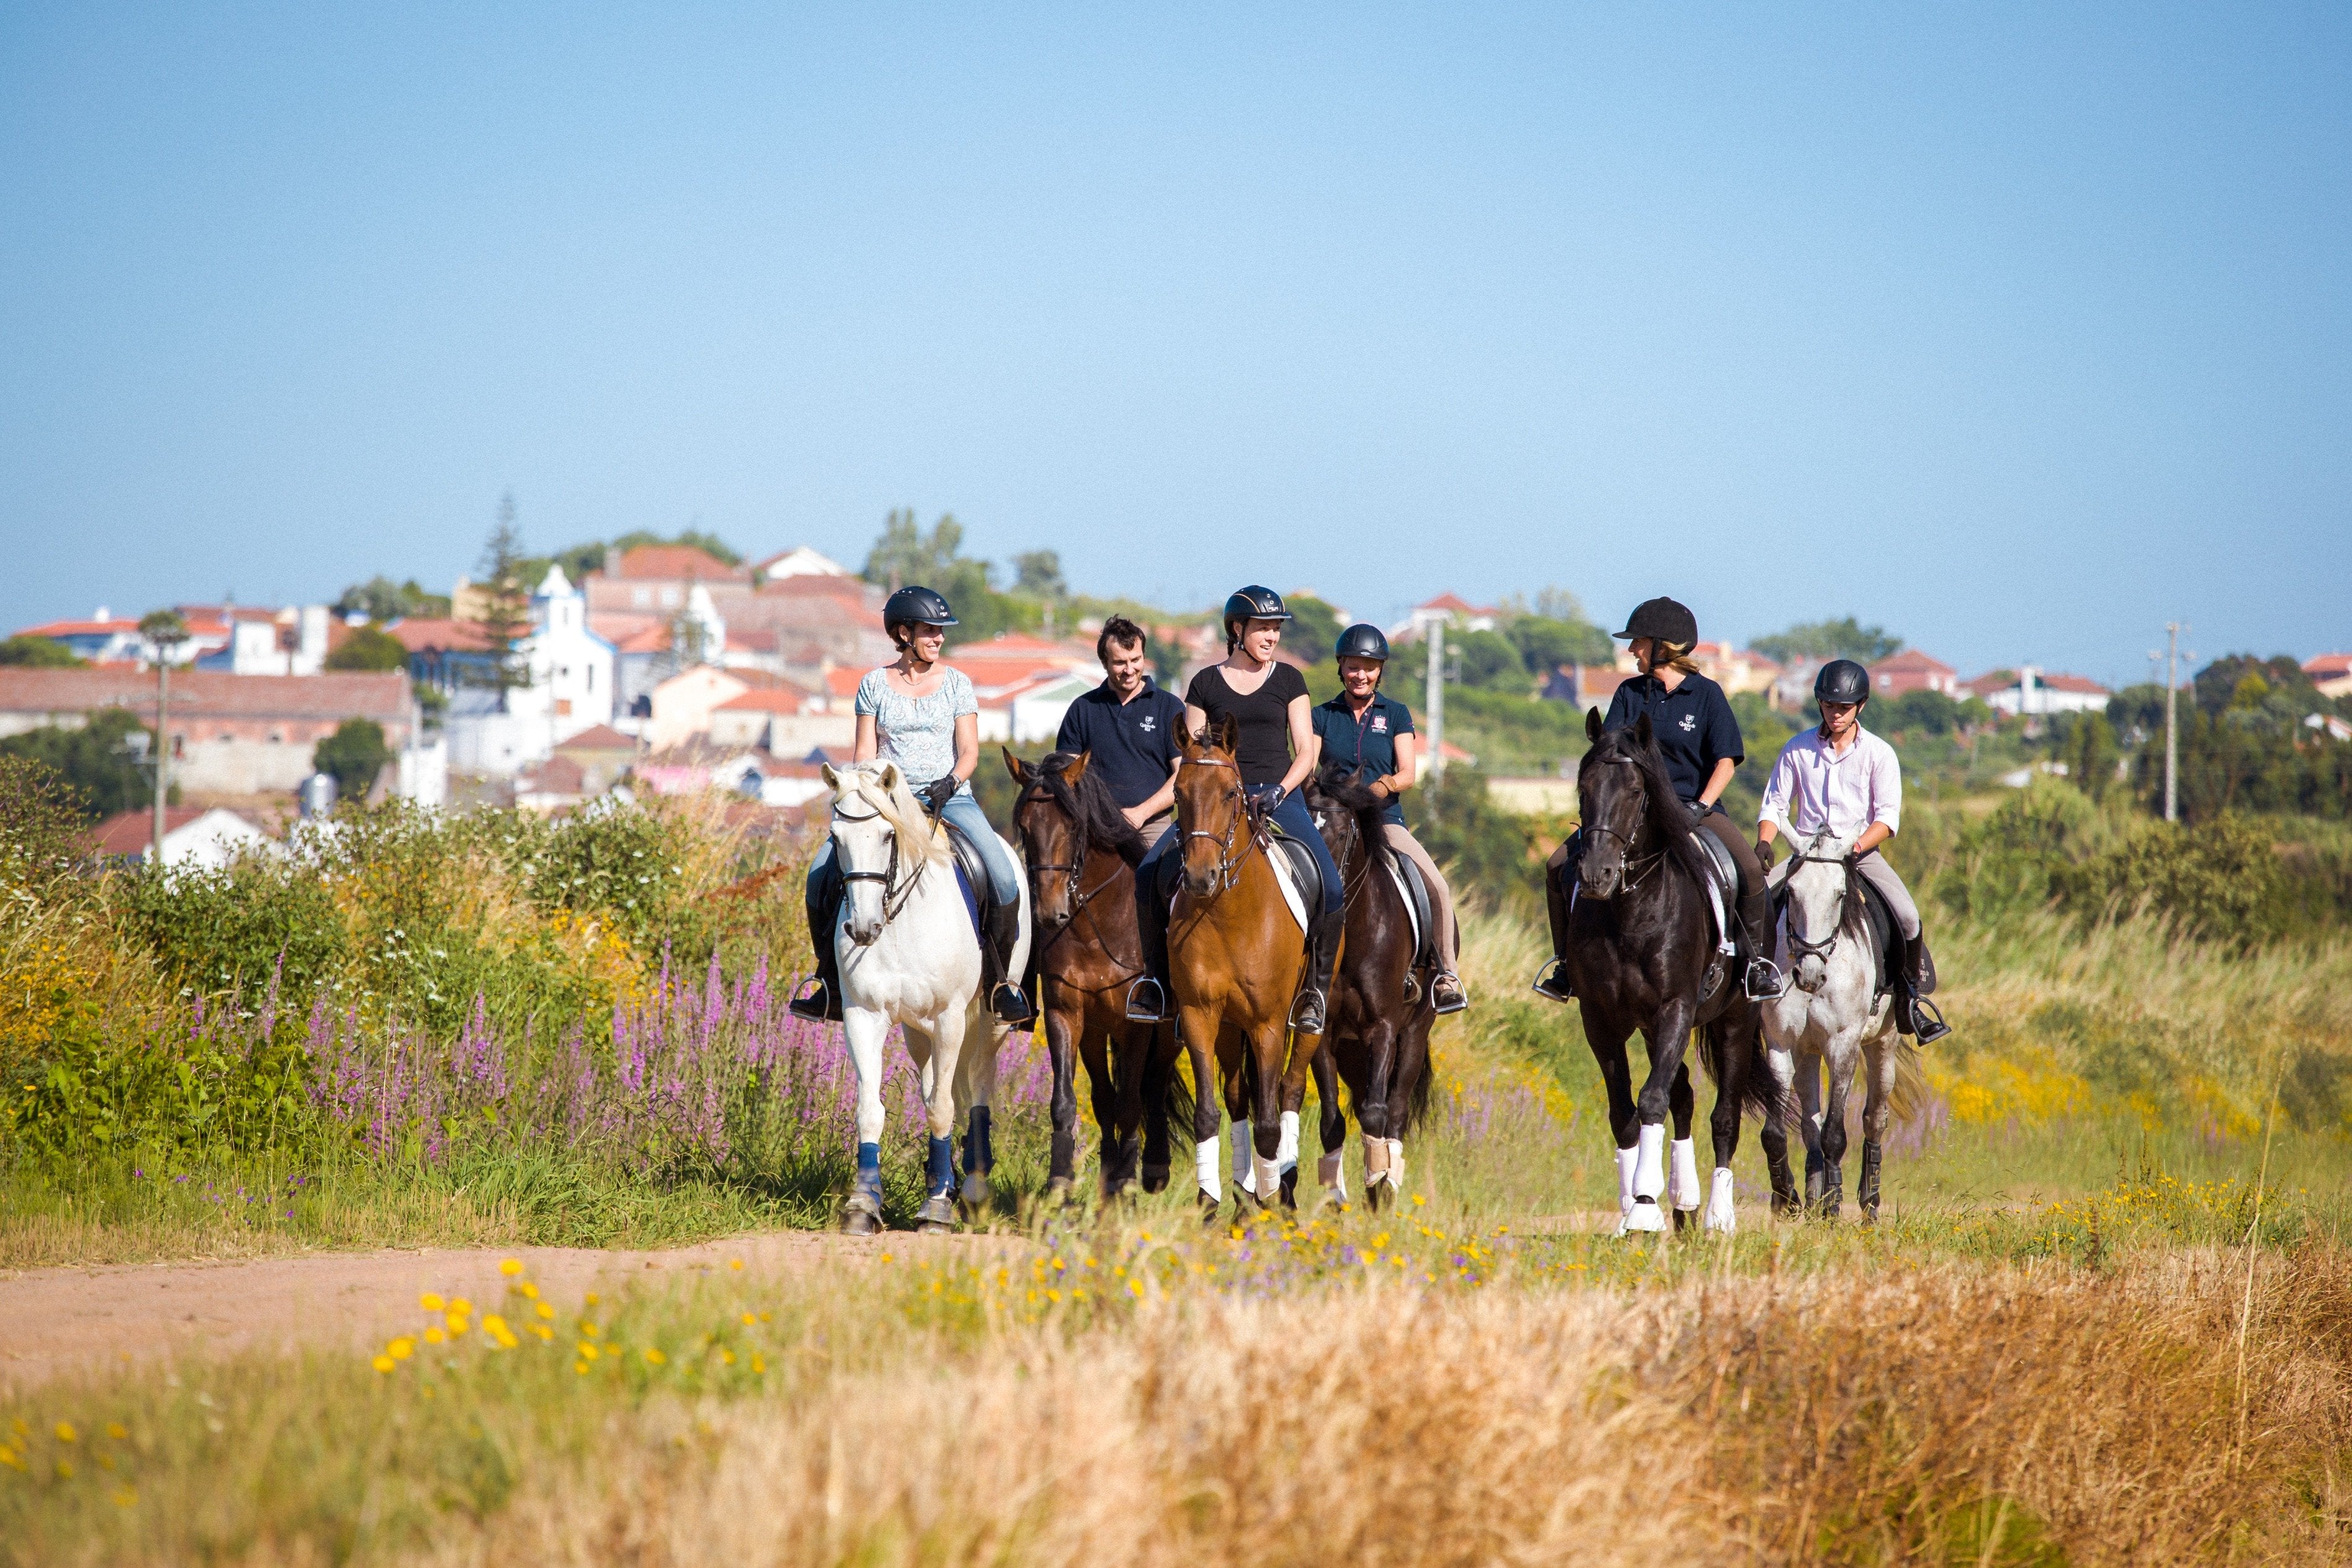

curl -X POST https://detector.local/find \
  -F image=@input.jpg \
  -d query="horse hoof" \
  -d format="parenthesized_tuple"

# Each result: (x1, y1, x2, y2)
(843, 1206, 882, 1237)
(963, 1173, 995, 1209)
(1278, 1168, 1300, 1209)
(1197, 1190, 1222, 1223)
(1141, 1164, 1171, 1195)
(918, 1194, 957, 1232)
(1618, 1198, 1666, 1236)
(1670, 1206, 1695, 1234)
(1043, 1175, 1075, 1205)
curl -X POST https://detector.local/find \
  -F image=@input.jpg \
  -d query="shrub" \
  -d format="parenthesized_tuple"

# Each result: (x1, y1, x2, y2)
(314, 718, 394, 799)
(0, 709, 155, 821)
(0, 633, 83, 667)
(2055, 815, 2286, 946)
(323, 626, 410, 672)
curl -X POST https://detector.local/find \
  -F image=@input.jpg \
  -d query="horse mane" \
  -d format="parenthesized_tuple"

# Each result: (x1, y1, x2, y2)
(1309, 761, 1396, 873)
(1024, 752, 1147, 865)
(1582, 724, 1714, 891)
(830, 762, 951, 867)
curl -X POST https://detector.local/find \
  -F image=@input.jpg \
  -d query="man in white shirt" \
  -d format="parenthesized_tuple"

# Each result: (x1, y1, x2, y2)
(1755, 659, 1950, 1043)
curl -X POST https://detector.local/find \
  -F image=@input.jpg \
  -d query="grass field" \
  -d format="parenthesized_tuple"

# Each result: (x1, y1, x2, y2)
(4, 786, 2351, 1562)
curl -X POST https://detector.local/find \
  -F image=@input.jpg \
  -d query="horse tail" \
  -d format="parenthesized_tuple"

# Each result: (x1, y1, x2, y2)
(1885, 1034, 1931, 1125)
(1700, 1019, 1782, 1119)
(1163, 1039, 1197, 1136)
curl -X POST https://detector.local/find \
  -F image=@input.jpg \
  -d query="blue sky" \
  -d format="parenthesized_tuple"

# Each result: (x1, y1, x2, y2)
(3, 4, 2346, 684)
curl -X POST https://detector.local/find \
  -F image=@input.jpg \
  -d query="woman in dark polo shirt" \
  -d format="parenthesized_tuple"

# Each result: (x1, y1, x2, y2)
(1126, 585, 1345, 1033)
(1533, 596, 1782, 1003)
(1313, 623, 1467, 1013)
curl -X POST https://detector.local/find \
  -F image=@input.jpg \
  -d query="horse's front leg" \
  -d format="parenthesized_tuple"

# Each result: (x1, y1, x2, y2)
(1251, 1022, 1296, 1211)
(1353, 1012, 1402, 1210)
(950, 1008, 1005, 1216)
(1667, 1059, 1699, 1232)
(1792, 1046, 1828, 1209)
(1628, 997, 1698, 1234)
(1757, 1031, 1802, 1217)
(1135, 1019, 1177, 1195)
(1082, 994, 1137, 1199)
(1039, 981, 1082, 1202)
(1814, 1031, 1862, 1221)
(1178, 1003, 1226, 1218)
(1309, 1028, 1352, 1210)
(841, 1007, 892, 1235)
(913, 1008, 966, 1232)
(1582, 1009, 1642, 1234)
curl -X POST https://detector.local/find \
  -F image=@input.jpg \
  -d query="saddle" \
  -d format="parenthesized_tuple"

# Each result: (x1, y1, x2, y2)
(1147, 812, 1317, 935)
(940, 819, 994, 941)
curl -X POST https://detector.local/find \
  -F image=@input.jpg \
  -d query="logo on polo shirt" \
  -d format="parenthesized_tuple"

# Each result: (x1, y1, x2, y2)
(1371, 715, 1388, 734)
(1678, 713, 1697, 733)
(1139, 715, 1156, 732)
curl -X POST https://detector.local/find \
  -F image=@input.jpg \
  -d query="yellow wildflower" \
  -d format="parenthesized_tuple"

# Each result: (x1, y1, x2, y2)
(372, 1355, 395, 1374)
(424, 1327, 445, 1345)
(105, 1423, 128, 1441)
(420, 1292, 445, 1311)
(534, 1301, 555, 1320)
(729, 1258, 744, 1271)
(643, 1347, 667, 1366)
(54, 1422, 76, 1444)
(749, 1354, 766, 1374)
(578, 1342, 600, 1360)
(518, 1281, 539, 1300)
(498, 1258, 523, 1276)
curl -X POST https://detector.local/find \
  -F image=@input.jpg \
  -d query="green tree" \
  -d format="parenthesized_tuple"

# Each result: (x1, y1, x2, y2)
(2192, 654, 2316, 718)
(0, 635, 84, 667)
(1401, 767, 1532, 911)
(1450, 627, 1525, 689)
(314, 719, 394, 800)
(1504, 615, 1613, 675)
(1882, 688, 1963, 737)
(1751, 616, 1903, 665)
(323, 625, 410, 672)
(1284, 594, 1343, 664)
(0, 709, 157, 820)
(2061, 712, 2121, 802)
(471, 493, 536, 713)
(862, 508, 962, 590)
(334, 576, 451, 622)
(1012, 550, 1067, 599)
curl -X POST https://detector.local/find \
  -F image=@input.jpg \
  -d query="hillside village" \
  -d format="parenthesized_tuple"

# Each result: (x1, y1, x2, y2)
(4, 531, 2348, 868)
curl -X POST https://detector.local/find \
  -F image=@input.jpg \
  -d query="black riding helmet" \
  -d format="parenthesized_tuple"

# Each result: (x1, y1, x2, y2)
(1813, 659, 1872, 706)
(1613, 596, 1698, 646)
(882, 585, 958, 641)
(1222, 584, 1291, 648)
(1335, 623, 1390, 662)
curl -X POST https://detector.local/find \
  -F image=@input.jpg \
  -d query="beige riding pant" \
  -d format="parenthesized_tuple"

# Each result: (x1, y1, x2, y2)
(1381, 824, 1459, 970)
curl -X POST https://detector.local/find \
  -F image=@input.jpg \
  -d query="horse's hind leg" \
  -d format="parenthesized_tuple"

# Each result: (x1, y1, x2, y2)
(1039, 990, 1082, 1202)
(1355, 1015, 1400, 1211)
(1137, 1020, 1177, 1195)
(1757, 1037, 1802, 1218)
(1702, 1016, 1751, 1234)
(1667, 1059, 1700, 1232)
(1858, 1034, 1898, 1221)
(1295, 1036, 1347, 1210)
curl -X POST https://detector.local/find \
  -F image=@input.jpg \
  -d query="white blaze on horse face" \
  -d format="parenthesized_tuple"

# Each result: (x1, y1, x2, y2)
(835, 807, 895, 945)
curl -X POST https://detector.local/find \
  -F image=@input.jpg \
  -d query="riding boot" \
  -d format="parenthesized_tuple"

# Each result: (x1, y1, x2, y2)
(1290, 905, 1345, 1034)
(1740, 883, 1788, 1001)
(1899, 935, 1951, 1044)
(1126, 857, 1174, 1023)
(789, 872, 845, 1022)
(986, 898, 1035, 1025)
(1532, 838, 1577, 1003)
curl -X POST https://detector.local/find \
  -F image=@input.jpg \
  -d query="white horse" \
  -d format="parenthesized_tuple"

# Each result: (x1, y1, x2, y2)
(820, 761, 1031, 1235)
(1760, 828, 1907, 1221)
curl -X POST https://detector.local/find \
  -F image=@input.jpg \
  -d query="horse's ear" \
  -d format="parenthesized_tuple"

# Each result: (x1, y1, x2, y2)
(875, 760, 901, 794)
(1064, 750, 1089, 785)
(820, 762, 840, 790)
(1585, 707, 1602, 743)
(1634, 712, 1653, 748)
(1215, 713, 1239, 753)
(1004, 747, 1030, 784)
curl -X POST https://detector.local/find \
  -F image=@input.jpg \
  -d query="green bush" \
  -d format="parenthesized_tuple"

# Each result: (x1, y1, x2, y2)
(2055, 816, 2287, 946)
(114, 858, 350, 1013)
(314, 718, 394, 799)
(0, 709, 157, 821)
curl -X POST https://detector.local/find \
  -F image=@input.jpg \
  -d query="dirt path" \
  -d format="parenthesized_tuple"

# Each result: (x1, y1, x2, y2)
(0, 1229, 1015, 1392)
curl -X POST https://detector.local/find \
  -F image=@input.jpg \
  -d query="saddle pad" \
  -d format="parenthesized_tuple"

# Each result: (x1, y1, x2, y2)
(1386, 854, 1428, 963)
(941, 822, 989, 940)
(1264, 838, 1313, 935)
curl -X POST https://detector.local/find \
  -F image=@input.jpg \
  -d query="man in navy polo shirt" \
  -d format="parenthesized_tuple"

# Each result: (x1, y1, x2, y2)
(1056, 615, 1187, 839)
(1309, 623, 1467, 1013)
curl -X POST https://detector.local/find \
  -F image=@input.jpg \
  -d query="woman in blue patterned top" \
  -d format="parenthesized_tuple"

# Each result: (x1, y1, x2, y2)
(790, 586, 1033, 1024)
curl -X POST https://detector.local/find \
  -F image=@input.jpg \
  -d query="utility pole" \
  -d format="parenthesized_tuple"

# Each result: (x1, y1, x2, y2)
(137, 610, 190, 863)
(2163, 620, 2185, 823)
(1425, 617, 1446, 780)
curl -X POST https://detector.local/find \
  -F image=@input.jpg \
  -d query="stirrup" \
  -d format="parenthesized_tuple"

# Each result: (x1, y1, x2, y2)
(1530, 957, 1574, 1003)
(1290, 989, 1329, 1034)
(1430, 972, 1468, 1015)
(989, 982, 1036, 1026)
(1907, 995, 1951, 1045)
(1124, 976, 1171, 1024)
(1743, 958, 1789, 1002)
(788, 978, 841, 1023)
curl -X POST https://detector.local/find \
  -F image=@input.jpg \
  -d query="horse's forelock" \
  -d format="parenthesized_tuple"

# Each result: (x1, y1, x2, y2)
(834, 765, 948, 865)
(1584, 726, 1713, 890)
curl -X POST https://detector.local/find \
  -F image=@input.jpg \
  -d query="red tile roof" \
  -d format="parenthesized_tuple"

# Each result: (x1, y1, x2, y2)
(385, 618, 494, 653)
(0, 667, 413, 724)
(88, 807, 265, 858)
(1869, 649, 1957, 675)
(2039, 673, 2109, 695)
(2304, 652, 2352, 678)
(716, 688, 805, 715)
(555, 724, 637, 753)
(607, 545, 749, 583)
(1415, 592, 1498, 616)
(14, 618, 133, 638)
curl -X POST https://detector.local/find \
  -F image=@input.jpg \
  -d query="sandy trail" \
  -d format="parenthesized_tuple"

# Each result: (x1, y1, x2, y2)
(0, 1229, 1013, 1392)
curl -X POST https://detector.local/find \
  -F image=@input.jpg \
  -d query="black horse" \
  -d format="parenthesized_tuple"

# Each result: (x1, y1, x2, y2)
(1298, 764, 1436, 1208)
(1563, 709, 1794, 1232)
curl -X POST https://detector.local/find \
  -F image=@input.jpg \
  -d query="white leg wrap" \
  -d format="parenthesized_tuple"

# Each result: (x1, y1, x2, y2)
(1670, 1137, 1702, 1211)
(1386, 1139, 1405, 1190)
(1254, 1154, 1282, 1203)
(1633, 1123, 1667, 1200)
(1231, 1116, 1253, 1195)
(1277, 1110, 1300, 1175)
(1615, 1145, 1638, 1217)
(1704, 1167, 1737, 1233)
(1196, 1135, 1223, 1204)
(1317, 1150, 1347, 1200)
(1364, 1135, 1392, 1188)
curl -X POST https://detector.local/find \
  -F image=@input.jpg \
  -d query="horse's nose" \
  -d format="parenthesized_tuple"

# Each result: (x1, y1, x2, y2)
(1040, 907, 1072, 932)
(1795, 958, 1826, 993)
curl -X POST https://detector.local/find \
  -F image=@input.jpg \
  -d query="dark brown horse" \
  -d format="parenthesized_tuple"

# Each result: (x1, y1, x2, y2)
(1004, 749, 1178, 1198)
(1169, 714, 1322, 1214)
(1303, 764, 1435, 1209)
(1566, 709, 1794, 1234)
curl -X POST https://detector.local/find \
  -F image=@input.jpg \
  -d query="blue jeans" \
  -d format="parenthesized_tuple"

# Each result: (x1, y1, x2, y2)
(807, 784, 1020, 907)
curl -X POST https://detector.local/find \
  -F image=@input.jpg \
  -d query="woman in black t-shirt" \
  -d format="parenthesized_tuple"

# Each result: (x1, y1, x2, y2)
(1126, 585, 1347, 1033)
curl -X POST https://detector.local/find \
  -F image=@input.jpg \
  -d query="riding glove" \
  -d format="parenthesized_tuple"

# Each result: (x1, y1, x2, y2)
(1755, 837, 1776, 872)
(1246, 784, 1287, 811)
(920, 776, 961, 815)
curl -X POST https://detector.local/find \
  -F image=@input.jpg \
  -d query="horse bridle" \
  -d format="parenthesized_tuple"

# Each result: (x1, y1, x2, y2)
(1782, 829, 1854, 966)
(1015, 787, 1134, 969)
(1175, 753, 1254, 894)
(831, 804, 928, 924)
(1581, 759, 1667, 893)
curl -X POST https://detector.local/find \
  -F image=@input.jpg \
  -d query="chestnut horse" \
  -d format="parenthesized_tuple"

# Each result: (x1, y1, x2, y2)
(1004, 748, 1180, 1198)
(1169, 713, 1322, 1214)
(1304, 763, 1436, 1209)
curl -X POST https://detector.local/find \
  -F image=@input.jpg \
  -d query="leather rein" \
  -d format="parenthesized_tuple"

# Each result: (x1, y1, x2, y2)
(1174, 752, 1264, 896)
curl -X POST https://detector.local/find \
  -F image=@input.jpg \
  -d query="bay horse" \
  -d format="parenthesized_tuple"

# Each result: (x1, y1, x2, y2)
(1005, 748, 1182, 1198)
(1169, 713, 1322, 1215)
(818, 761, 1030, 1234)
(1303, 763, 1435, 1209)
(1563, 710, 1793, 1234)
(1761, 826, 1919, 1221)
